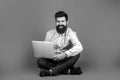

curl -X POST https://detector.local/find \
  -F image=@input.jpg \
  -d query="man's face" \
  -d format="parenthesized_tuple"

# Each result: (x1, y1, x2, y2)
(56, 17, 68, 34)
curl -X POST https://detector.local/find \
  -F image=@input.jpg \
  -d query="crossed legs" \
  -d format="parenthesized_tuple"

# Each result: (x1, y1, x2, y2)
(37, 53, 81, 76)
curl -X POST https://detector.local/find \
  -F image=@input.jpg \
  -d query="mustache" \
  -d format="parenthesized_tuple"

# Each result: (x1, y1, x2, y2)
(56, 25, 66, 28)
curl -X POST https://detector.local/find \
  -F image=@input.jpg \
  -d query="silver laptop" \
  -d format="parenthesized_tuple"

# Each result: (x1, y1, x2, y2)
(32, 41, 55, 58)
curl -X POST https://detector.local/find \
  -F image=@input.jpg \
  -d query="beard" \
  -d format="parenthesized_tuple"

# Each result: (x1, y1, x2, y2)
(56, 25, 67, 34)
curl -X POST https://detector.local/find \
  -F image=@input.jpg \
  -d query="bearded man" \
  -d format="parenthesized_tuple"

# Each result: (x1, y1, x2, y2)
(37, 11, 83, 77)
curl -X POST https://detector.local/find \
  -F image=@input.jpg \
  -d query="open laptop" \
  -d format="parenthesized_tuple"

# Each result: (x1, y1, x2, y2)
(32, 41, 55, 58)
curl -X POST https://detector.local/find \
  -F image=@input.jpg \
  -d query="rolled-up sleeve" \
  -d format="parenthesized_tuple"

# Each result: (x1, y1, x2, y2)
(65, 32, 83, 57)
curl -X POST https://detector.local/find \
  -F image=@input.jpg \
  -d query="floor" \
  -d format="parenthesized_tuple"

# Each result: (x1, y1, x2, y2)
(1, 68, 120, 80)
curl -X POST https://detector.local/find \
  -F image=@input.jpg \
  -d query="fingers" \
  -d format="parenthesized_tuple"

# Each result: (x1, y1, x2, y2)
(54, 45, 59, 50)
(55, 52, 60, 55)
(53, 55, 58, 61)
(54, 57, 58, 61)
(53, 53, 65, 61)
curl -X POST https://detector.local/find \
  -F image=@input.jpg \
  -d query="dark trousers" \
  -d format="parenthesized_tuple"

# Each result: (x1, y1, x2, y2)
(37, 53, 80, 75)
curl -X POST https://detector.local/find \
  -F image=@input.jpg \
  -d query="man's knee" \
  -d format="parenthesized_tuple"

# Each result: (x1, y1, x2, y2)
(67, 53, 80, 65)
(74, 53, 80, 60)
(37, 58, 46, 68)
(37, 57, 55, 69)
(71, 53, 80, 61)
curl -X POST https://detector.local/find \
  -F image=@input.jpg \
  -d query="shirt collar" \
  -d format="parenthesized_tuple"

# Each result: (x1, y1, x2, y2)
(59, 32, 66, 36)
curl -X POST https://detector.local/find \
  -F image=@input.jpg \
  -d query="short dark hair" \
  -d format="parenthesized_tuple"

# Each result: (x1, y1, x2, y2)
(55, 11, 68, 21)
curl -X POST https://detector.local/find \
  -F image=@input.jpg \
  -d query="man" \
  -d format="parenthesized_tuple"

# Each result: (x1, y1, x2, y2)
(37, 11, 83, 77)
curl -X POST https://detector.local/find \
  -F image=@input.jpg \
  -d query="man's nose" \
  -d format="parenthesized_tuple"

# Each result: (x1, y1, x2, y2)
(59, 22, 63, 25)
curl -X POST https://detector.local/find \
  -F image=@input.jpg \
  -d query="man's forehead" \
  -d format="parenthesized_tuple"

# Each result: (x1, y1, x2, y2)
(56, 17, 66, 21)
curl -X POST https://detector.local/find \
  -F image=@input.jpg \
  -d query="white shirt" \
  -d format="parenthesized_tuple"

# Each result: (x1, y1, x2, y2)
(45, 27, 83, 57)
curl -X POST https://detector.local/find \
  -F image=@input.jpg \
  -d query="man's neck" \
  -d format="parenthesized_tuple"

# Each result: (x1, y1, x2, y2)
(59, 33, 66, 37)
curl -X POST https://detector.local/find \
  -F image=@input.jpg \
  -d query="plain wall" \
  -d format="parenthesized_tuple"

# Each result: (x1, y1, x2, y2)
(0, 0, 120, 75)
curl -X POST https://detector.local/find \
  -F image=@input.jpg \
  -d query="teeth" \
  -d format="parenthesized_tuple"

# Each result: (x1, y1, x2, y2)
(59, 26, 63, 28)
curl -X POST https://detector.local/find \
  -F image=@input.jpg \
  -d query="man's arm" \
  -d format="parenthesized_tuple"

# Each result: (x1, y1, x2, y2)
(65, 32, 83, 58)
(53, 32, 83, 60)
(44, 32, 51, 41)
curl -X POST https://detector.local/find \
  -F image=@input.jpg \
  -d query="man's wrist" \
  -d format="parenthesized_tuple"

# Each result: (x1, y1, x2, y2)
(64, 52, 68, 58)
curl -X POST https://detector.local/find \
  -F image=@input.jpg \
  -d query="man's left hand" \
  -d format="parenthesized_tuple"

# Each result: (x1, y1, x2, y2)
(53, 52, 67, 61)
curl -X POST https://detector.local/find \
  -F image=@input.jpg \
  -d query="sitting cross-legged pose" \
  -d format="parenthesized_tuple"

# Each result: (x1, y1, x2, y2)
(37, 11, 83, 77)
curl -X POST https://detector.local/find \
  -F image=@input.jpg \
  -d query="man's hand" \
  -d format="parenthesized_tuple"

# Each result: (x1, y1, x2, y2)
(53, 52, 67, 61)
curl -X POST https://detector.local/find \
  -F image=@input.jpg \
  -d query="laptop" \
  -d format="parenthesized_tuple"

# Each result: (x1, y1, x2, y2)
(32, 41, 55, 58)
